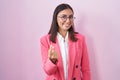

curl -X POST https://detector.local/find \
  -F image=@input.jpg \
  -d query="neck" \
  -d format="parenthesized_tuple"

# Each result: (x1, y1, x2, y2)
(59, 30, 67, 39)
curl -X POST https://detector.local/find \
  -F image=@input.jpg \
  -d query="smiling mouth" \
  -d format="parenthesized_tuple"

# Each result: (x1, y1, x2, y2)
(66, 25, 70, 27)
(66, 24, 71, 26)
(62, 23, 71, 28)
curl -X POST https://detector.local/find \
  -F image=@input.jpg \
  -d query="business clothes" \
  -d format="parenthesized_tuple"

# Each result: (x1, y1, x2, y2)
(40, 33, 91, 80)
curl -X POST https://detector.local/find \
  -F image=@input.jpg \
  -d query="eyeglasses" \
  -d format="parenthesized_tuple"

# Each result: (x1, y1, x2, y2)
(58, 15, 75, 21)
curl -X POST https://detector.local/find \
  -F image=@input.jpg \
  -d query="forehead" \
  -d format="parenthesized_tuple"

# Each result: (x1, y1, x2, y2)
(57, 9, 73, 16)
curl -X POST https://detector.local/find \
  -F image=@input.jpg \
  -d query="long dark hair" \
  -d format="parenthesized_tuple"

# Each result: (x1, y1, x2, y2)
(48, 3, 78, 43)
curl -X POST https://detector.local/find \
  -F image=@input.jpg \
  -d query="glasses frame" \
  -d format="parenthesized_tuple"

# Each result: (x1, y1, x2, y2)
(57, 15, 76, 21)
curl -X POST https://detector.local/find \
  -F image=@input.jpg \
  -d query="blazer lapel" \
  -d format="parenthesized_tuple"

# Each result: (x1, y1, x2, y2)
(68, 38, 76, 79)
(51, 38, 64, 80)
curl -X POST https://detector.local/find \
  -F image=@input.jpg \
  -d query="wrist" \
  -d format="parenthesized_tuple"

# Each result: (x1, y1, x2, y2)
(50, 58, 58, 64)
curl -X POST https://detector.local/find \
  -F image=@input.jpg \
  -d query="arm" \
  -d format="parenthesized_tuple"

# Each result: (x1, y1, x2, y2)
(81, 37, 91, 80)
(40, 37, 57, 75)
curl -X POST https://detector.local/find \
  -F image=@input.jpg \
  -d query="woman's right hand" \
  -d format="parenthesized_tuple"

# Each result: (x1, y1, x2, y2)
(48, 45, 58, 64)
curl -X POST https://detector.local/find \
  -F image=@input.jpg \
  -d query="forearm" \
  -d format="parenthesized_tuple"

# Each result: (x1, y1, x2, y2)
(43, 58, 58, 75)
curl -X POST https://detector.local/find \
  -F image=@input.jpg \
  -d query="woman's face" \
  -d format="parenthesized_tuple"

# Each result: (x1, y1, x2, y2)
(57, 9, 74, 32)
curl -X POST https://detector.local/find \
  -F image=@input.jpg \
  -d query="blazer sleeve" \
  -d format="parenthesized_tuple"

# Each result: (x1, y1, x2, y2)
(81, 37, 91, 80)
(40, 36, 57, 75)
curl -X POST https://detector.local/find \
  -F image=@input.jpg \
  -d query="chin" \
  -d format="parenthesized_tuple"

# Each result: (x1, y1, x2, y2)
(64, 27, 70, 31)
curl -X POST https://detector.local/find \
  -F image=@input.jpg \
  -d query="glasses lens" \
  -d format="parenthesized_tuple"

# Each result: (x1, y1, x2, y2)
(58, 15, 75, 21)
(61, 15, 67, 21)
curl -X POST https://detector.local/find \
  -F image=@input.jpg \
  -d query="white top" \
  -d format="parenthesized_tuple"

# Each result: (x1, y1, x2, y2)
(57, 32, 68, 80)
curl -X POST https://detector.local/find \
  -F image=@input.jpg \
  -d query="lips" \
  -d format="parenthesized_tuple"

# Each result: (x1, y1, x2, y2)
(62, 23, 71, 29)
(65, 25, 70, 27)
(65, 24, 71, 27)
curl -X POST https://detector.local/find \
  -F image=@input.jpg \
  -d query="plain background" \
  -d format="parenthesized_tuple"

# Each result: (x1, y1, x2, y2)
(0, 0, 120, 80)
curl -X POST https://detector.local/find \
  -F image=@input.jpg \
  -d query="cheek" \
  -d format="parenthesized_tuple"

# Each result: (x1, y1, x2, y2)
(57, 19, 64, 27)
(71, 21, 73, 24)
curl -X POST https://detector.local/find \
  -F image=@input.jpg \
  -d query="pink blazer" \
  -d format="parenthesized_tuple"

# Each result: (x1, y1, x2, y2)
(40, 33, 91, 80)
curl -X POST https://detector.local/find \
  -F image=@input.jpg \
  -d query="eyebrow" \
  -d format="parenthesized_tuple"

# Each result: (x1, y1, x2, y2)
(60, 14, 73, 16)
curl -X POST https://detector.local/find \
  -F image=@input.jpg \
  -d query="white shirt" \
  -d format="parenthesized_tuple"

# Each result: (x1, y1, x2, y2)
(57, 32, 68, 80)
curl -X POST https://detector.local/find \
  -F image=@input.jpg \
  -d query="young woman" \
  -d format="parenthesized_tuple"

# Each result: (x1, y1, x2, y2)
(40, 3, 91, 80)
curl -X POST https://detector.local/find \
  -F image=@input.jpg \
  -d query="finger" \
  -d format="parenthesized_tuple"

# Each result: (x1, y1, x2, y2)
(50, 45, 55, 53)
(54, 51, 58, 59)
(48, 45, 53, 58)
(51, 45, 54, 50)
(49, 45, 52, 51)
(49, 45, 53, 54)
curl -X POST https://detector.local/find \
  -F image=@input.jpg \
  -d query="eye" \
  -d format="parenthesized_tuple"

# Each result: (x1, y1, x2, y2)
(61, 15, 67, 19)
(69, 15, 74, 19)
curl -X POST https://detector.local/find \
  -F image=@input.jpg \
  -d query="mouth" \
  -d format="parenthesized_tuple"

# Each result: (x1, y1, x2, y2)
(62, 23, 71, 29)
(65, 24, 71, 27)
(65, 25, 70, 28)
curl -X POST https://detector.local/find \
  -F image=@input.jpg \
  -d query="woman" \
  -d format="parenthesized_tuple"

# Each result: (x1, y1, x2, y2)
(40, 3, 91, 80)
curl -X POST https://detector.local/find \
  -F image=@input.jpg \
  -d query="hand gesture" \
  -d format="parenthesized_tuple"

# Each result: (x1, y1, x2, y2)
(48, 45, 58, 64)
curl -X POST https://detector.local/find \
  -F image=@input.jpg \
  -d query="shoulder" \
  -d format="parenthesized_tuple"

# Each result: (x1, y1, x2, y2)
(40, 34, 50, 43)
(74, 33, 87, 45)
(74, 32, 85, 40)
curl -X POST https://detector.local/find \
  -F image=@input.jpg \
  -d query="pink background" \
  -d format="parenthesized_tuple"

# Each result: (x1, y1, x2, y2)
(0, 0, 120, 80)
